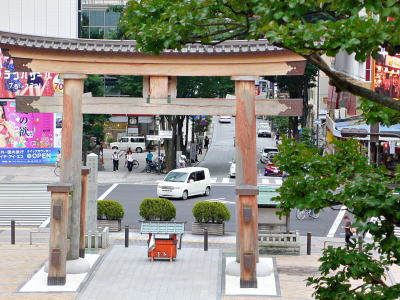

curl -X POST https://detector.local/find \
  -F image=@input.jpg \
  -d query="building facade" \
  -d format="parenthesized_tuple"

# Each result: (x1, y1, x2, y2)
(0, 0, 78, 38)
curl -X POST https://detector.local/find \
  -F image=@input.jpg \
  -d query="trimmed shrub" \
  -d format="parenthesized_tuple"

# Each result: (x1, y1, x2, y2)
(97, 200, 124, 220)
(139, 198, 176, 221)
(192, 201, 231, 224)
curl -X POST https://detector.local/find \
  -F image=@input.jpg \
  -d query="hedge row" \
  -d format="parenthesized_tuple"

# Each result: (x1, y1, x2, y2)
(192, 201, 231, 224)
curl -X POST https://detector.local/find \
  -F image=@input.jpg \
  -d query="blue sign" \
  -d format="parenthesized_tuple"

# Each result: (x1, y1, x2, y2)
(0, 148, 60, 165)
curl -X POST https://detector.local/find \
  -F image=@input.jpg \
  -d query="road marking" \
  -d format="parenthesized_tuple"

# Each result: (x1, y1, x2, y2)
(262, 178, 269, 184)
(222, 178, 230, 183)
(275, 178, 283, 185)
(211, 178, 217, 183)
(98, 183, 119, 200)
(39, 217, 50, 228)
(327, 206, 347, 237)
(156, 180, 162, 183)
(207, 198, 235, 205)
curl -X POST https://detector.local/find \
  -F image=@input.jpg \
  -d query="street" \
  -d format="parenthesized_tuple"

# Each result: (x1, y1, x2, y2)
(97, 118, 350, 239)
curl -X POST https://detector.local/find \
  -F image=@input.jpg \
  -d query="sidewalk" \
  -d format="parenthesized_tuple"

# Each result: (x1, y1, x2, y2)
(1, 226, 400, 299)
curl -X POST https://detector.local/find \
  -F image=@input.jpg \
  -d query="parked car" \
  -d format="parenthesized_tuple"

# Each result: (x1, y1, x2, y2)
(260, 147, 279, 163)
(110, 136, 146, 152)
(219, 116, 232, 123)
(264, 163, 282, 176)
(157, 167, 211, 200)
(229, 160, 236, 178)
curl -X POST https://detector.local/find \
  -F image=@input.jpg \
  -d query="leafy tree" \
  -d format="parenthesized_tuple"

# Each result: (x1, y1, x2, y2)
(274, 138, 400, 299)
(122, 0, 400, 112)
(177, 76, 234, 98)
(83, 75, 110, 142)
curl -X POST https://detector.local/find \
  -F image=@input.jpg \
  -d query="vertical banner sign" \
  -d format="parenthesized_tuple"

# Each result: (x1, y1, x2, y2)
(0, 49, 63, 165)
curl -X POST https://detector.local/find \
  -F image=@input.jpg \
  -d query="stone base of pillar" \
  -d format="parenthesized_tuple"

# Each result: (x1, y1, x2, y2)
(240, 279, 257, 288)
(47, 276, 66, 286)
(45, 258, 90, 274)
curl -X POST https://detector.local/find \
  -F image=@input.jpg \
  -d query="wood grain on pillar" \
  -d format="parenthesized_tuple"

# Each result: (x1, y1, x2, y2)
(234, 77, 258, 288)
(59, 73, 87, 261)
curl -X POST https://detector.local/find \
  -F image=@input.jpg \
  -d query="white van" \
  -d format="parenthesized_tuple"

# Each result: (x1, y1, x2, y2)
(260, 146, 279, 163)
(110, 136, 146, 153)
(157, 167, 211, 200)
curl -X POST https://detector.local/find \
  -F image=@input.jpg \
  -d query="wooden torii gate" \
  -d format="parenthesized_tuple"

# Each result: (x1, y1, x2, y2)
(0, 31, 305, 288)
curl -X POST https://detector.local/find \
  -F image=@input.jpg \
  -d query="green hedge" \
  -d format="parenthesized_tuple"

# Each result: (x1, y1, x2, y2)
(139, 198, 176, 221)
(97, 200, 125, 220)
(192, 201, 231, 223)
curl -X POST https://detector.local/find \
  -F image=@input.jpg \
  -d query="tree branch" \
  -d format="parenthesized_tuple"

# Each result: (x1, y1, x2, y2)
(193, 22, 246, 28)
(305, 53, 400, 112)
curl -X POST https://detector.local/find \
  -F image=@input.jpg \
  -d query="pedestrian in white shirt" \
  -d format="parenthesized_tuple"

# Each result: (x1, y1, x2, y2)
(112, 151, 119, 171)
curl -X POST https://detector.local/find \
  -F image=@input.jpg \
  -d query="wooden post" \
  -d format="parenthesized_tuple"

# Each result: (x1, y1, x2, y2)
(60, 73, 87, 261)
(80, 167, 90, 258)
(47, 183, 72, 286)
(232, 76, 259, 288)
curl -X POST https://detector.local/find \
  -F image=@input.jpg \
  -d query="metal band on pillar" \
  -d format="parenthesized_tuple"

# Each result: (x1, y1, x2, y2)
(232, 76, 259, 288)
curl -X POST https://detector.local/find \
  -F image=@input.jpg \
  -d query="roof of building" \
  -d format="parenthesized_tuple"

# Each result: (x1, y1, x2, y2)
(0, 31, 287, 56)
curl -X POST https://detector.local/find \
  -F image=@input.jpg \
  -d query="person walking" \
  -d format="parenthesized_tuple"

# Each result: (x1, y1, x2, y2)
(126, 150, 134, 172)
(204, 136, 209, 150)
(112, 151, 119, 171)
(342, 216, 354, 249)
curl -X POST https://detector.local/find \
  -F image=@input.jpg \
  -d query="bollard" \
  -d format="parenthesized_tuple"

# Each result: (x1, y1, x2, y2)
(11, 220, 15, 245)
(125, 224, 129, 248)
(204, 227, 208, 251)
(307, 232, 311, 255)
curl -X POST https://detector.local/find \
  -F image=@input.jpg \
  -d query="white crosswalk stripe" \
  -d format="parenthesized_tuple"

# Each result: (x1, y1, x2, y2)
(221, 178, 230, 184)
(211, 178, 217, 183)
(142, 176, 283, 186)
(0, 184, 51, 226)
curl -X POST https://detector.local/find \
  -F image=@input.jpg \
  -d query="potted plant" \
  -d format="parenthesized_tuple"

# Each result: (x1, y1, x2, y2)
(97, 200, 124, 232)
(192, 201, 231, 236)
(139, 198, 176, 221)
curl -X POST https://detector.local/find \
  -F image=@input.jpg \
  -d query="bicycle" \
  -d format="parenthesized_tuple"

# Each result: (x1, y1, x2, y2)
(54, 164, 61, 176)
(295, 208, 320, 220)
(132, 159, 139, 169)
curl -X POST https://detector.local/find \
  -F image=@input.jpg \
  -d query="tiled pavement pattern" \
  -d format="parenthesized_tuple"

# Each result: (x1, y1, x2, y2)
(78, 246, 221, 300)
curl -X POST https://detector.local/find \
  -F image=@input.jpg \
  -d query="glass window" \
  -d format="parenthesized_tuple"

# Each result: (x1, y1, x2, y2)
(196, 171, 205, 181)
(104, 27, 117, 39)
(82, 10, 89, 26)
(105, 11, 120, 26)
(90, 27, 104, 39)
(90, 10, 105, 26)
(188, 173, 196, 182)
(120, 138, 128, 142)
(165, 172, 188, 182)
(80, 27, 89, 38)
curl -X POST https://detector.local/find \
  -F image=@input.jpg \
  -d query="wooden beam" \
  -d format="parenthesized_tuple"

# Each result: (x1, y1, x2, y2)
(16, 96, 303, 116)
(3, 46, 306, 76)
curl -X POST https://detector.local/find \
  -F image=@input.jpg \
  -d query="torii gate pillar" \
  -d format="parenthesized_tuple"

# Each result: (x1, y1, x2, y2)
(232, 76, 259, 288)
(59, 73, 87, 262)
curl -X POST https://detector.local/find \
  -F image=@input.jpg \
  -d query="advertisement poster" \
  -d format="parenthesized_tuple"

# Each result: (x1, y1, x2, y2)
(374, 53, 400, 100)
(0, 49, 63, 165)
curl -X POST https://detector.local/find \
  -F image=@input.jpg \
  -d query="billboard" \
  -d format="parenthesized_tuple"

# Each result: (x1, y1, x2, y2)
(374, 53, 400, 100)
(0, 50, 63, 165)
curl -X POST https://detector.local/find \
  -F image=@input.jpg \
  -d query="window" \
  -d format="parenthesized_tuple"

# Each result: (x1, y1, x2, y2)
(165, 172, 188, 182)
(120, 138, 128, 143)
(90, 10, 105, 26)
(188, 173, 196, 182)
(105, 11, 120, 26)
(196, 171, 205, 181)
